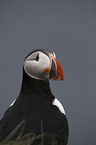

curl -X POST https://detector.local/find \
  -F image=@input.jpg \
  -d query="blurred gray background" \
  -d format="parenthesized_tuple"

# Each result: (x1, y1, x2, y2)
(0, 0, 96, 145)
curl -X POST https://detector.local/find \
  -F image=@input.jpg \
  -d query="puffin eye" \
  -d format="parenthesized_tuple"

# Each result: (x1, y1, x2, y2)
(35, 53, 39, 61)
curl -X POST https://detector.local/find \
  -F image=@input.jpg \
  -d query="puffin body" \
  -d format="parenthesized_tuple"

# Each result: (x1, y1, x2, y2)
(0, 49, 69, 145)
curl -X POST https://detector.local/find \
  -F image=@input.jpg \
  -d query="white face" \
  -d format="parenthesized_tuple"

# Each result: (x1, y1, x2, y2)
(24, 51, 52, 80)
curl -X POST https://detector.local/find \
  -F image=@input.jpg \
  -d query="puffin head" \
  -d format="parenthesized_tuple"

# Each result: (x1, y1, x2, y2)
(24, 49, 64, 80)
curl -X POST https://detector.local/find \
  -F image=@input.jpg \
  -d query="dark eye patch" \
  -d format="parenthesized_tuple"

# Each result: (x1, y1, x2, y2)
(35, 53, 39, 61)
(26, 53, 39, 61)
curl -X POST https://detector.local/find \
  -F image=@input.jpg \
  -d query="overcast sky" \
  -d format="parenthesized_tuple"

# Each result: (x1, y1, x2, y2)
(0, 0, 96, 145)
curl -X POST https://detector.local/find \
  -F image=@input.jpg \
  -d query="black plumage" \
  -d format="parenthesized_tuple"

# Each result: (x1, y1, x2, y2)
(0, 49, 69, 145)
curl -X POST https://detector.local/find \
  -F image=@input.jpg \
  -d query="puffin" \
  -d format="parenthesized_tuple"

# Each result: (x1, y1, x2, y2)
(0, 49, 69, 145)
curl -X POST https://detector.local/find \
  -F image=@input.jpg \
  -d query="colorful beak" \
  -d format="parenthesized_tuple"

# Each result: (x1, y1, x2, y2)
(49, 57, 64, 80)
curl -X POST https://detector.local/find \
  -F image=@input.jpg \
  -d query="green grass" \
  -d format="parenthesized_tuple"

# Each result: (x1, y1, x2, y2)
(0, 120, 58, 145)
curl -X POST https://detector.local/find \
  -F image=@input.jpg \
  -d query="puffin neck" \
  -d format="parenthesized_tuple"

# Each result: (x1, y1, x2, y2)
(20, 69, 52, 96)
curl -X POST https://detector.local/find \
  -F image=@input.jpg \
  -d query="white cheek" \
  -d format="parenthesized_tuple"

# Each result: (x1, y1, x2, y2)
(24, 52, 50, 79)
(39, 54, 50, 71)
(52, 98, 66, 115)
(24, 61, 41, 77)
